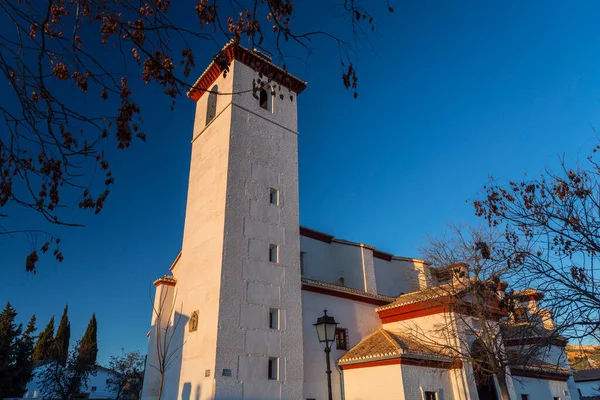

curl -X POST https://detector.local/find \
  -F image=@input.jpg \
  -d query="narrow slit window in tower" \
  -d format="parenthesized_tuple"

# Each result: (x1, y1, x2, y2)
(269, 244, 278, 263)
(206, 85, 218, 125)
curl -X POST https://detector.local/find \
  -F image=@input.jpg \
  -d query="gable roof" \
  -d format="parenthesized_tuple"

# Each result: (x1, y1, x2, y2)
(338, 328, 453, 365)
(574, 368, 600, 382)
(375, 279, 476, 312)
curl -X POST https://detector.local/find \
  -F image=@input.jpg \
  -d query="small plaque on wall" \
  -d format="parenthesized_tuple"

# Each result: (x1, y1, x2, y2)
(205, 369, 210, 377)
(222, 369, 232, 377)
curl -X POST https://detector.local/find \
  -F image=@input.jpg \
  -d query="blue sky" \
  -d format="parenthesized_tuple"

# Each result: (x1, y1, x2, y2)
(3, 0, 600, 365)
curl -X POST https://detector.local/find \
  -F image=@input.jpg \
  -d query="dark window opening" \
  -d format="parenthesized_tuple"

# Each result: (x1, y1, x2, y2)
(269, 244, 278, 263)
(335, 328, 348, 350)
(206, 85, 218, 125)
(268, 357, 279, 380)
(269, 308, 279, 329)
(270, 188, 279, 205)
(260, 88, 269, 110)
(521, 395, 529, 400)
(300, 252, 306, 275)
(424, 392, 437, 400)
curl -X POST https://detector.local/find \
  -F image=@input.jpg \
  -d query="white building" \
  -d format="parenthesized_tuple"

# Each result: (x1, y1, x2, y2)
(21, 365, 117, 399)
(142, 41, 574, 400)
(573, 369, 600, 399)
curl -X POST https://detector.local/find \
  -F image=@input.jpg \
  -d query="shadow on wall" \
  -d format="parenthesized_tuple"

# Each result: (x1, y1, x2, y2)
(163, 311, 188, 398)
(144, 311, 189, 400)
(181, 382, 203, 400)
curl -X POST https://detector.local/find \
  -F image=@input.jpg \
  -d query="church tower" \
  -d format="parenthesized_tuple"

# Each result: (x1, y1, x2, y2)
(142, 42, 307, 400)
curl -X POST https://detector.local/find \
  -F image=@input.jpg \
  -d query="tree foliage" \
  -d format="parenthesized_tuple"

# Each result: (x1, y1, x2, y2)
(37, 340, 97, 400)
(106, 349, 145, 400)
(37, 312, 98, 400)
(474, 145, 600, 342)
(77, 313, 97, 369)
(51, 304, 70, 365)
(33, 315, 55, 362)
(0, 0, 393, 272)
(0, 302, 37, 399)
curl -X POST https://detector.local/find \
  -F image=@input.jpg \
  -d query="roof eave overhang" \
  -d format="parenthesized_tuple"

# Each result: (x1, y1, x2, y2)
(188, 41, 307, 101)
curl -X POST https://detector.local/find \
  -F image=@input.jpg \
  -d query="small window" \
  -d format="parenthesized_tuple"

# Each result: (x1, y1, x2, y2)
(260, 88, 269, 110)
(91, 386, 97, 392)
(300, 252, 306, 275)
(553, 397, 560, 400)
(521, 395, 529, 400)
(269, 244, 278, 263)
(269, 308, 280, 329)
(268, 357, 279, 380)
(269, 188, 279, 205)
(206, 85, 218, 125)
(424, 392, 437, 400)
(335, 328, 348, 350)
(514, 307, 528, 323)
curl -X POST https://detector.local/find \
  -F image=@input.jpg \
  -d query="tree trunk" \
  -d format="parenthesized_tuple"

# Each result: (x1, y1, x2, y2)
(158, 374, 165, 400)
(496, 371, 512, 400)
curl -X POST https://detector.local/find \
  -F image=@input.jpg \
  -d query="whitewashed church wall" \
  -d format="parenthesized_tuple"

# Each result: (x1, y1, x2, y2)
(506, 343, 570, 370)
(512, 376, 573, 400)
(299, 236, 339, 285)
(330, 242, 369, 292)
(299, 236, 368, 292)
(401, 364, 455, 400)
(385, 312, 458, 349)
(300, 235, 428, 297)
(373, 257, 425, 297)
(301, 290, 382, 400)
(342, 364, 404, 400)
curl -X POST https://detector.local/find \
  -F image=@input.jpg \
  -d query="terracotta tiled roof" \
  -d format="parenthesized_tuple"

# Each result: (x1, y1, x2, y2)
(188, 40, 307, 100)
(574, 368, 600, 382)
(301, 278, 395, 303)
(502, 323, 566, 344)
(338, 329, 453, 365)
(375, 279, 477, 312)
(507, 351, 572, 376)
(513, 288, 544, 301)
(153, 275, 177, 286)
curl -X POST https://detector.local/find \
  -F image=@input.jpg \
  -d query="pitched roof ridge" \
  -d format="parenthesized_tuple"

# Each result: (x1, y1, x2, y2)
(379, 329, 403, 354)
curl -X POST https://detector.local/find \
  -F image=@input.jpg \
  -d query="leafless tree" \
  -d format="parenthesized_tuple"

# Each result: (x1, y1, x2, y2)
(394, 226, 568, 400)
(0, 0, 394, 272)
(106, 349, 145, 400)
(147, 287, 184, 400)
(474, 141, 600, 344)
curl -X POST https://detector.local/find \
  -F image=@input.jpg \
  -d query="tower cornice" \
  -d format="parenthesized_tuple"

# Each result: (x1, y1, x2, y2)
(188, 41, 307, 101)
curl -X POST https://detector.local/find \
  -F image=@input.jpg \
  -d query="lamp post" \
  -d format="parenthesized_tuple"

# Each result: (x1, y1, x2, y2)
(313, 309, 339, 400)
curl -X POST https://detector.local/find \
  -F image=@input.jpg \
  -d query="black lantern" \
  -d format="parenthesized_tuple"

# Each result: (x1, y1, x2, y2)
(313, 310, 338, 400)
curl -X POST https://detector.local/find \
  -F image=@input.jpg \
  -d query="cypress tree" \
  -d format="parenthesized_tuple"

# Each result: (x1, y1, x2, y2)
(51, 305, 70, 365)
(0, 302, 21, 398)
(32, 316, 54, 361)
(77, 313, 97, 369)
(11, 315, 36, 397)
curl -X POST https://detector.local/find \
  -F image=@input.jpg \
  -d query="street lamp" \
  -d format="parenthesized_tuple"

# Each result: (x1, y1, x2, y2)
(313, 309, 339, 400)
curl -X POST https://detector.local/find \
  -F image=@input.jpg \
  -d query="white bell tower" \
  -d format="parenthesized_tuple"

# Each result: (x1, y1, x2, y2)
(142, 42, 307, 400)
